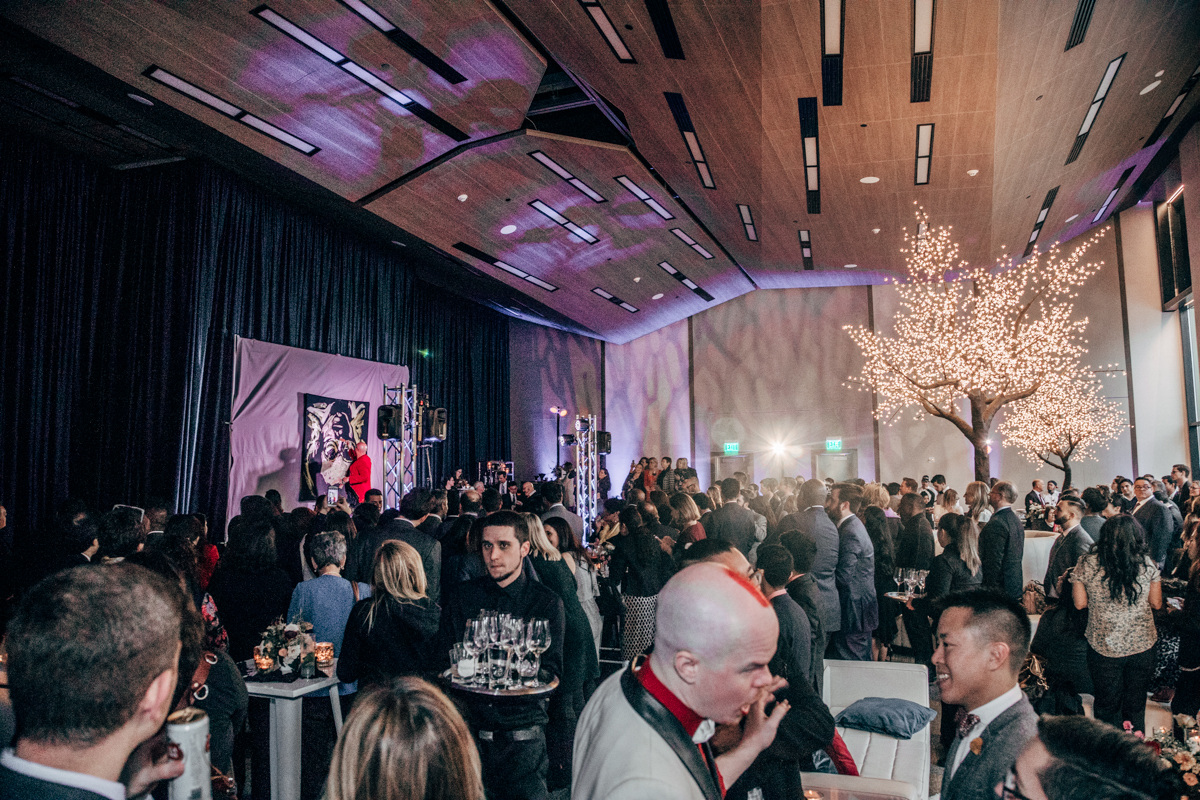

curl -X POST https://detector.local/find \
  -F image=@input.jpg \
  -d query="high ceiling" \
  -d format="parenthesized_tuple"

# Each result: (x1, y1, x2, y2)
(2, 0, 1198, 343)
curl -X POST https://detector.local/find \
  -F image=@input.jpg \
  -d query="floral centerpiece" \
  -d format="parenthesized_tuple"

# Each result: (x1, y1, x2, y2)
(257, 618, 317, 676)
(1141, 716, 1200, 791)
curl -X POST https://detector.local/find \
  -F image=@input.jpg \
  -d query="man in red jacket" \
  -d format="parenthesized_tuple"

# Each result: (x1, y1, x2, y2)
(345, 441, 371, 504)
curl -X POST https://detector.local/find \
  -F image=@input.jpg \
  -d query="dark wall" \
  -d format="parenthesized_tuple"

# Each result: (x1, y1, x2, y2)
(0, 132, 509, 542)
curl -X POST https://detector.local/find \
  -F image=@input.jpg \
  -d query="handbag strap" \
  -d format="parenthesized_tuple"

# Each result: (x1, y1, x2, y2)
(176, 651, 218, 710)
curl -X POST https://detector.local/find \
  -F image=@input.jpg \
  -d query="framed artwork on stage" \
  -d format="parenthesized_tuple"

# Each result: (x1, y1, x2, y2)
(301, 394, 369, 501)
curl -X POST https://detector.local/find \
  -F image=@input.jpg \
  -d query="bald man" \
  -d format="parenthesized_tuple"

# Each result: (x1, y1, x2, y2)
(573, 564, 789, 800)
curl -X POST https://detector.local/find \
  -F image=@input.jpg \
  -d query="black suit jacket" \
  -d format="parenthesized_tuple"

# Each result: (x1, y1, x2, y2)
(785, 573, 827, 692)
(1043, 525, 1094, 599)
(708, 503, 757, 558)
(778, 507, 841, 633)
(979, 506, 1025, 601)
(1133, 499, 1173, 566)
(769, 592, 813, 688)
(0, 765, 109, 800)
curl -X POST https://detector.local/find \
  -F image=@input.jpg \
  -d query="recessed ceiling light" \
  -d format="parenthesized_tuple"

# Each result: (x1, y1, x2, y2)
(1141, 81, 1161, 95)
(860, 176, 879, 184)
(872, 228, 880, 234)
(127, 93, 154, 106)
(967, 169, 979, 176)
(652, 293, 664, 300)
(500, 225, 517, 235)
(844, 264, 858, 268)
(634, 277, 641, 282)
(1065, 214, 1079, 223)
(457, 194, 468, 202)
(1156, 70, 1165, 77)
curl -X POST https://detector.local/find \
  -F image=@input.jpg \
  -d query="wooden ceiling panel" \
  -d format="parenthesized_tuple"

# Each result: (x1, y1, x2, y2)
(364, 130, 754, 343)
(6, 0, 1198, 343)
(3, 0, 544, 201)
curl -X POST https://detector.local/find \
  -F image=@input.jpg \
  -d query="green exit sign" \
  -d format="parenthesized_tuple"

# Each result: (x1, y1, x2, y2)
(724, 442, 740, 455)
(826, 438, 843, 452)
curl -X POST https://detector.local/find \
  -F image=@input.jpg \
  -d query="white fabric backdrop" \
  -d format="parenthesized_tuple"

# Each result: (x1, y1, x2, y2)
(227, 337, 408, 520)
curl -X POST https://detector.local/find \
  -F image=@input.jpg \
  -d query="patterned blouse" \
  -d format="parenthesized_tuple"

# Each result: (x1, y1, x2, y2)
(1071, 553, 1160, 657)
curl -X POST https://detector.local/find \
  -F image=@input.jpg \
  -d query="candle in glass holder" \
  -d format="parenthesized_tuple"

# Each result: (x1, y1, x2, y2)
(315, 642, 334, 666)
(1188, 727, 1200, 751)
(254, 654, 274, 672)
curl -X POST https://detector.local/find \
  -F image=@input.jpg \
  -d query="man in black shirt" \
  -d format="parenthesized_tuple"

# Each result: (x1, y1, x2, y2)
(442, 509, 565, 800)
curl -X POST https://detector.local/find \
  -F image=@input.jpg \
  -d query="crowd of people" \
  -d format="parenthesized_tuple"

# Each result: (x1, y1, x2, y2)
(0, 457, 1195, 800)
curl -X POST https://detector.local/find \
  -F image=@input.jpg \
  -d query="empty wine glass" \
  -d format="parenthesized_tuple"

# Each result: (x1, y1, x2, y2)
(917, 570, 929, 595)
(527, 618, 551, 688)
(894, 567, 905, 593)
(904, 569, 917, 599)
(499, 616, 523, 688)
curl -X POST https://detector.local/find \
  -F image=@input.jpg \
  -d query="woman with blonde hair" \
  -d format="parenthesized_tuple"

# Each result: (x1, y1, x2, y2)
(964, 480, 992, 525)
(337, 540, 440, 689)
(326, 676, 484, 800)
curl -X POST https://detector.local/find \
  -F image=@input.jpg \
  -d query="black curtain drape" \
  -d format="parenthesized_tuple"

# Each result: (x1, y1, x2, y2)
(0, 131, 510, 545)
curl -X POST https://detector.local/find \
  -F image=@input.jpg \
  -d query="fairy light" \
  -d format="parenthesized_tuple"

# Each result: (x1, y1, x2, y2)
(999, 372, 1123, 482)
(845, 207, 1109, 478)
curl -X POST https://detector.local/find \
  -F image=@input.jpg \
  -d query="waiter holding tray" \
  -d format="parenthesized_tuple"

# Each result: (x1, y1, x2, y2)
(441, 509, 565, 800)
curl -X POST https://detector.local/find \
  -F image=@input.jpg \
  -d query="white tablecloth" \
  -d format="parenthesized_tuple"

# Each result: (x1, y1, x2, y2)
(1022, 533, 1058, 587)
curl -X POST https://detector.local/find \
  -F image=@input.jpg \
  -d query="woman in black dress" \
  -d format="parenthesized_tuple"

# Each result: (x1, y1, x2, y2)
(608, 505, 674, 661)
(861, 506, 897, 661)
(909, 513, 982, 670)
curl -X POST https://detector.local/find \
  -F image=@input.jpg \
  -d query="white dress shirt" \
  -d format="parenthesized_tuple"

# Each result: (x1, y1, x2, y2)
(948, 683, 1024, 778)
(1, 748, 126, 800)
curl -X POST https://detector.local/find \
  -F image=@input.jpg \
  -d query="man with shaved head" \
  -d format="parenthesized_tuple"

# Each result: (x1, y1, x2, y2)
(573, 563, 790, 800)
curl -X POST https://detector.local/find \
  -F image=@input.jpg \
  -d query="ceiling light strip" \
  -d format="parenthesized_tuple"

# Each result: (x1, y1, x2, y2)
(615, 175, 675, 220)
(1092, 166, 1135, 224)
(1143, 61, 1200, 150)
(143, 66, 319, 155)
(664, 92, 715, 188)
(252, 5, 467, 142)
(530, 200, 599, 244)
(1066, 53, 1125, 165)
(528, 151, 606, 203)
(592, 286, 638, 312)
(914, 123, 934, 185)
(658, 261, 715, 302)
(821, 0, 845, 105)
(578, 1, 636, 63)
(737, 204, 758, 242)
(667, 227, 713, 259)
(798, 97, 821, 213)
(798, 230, 814, 270)
(453, 242, 558, 292)
(335, 0, 467, 84)
(1064, 0, 1097, 51)
(1023, 186, 1060, 257)
(644, 0, 685, 60)
(910, 0, 934, 102)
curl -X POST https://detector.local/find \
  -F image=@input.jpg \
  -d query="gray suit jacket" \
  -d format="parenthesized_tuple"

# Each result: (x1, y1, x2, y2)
(543, 504, 585, 543)
(835, 514, 878, 634)
(941, 695, 1038, 800)
(779, 507, 842, 633)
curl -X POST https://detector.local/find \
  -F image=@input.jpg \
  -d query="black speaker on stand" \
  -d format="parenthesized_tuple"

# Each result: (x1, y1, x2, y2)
(377, 405, 403, 440)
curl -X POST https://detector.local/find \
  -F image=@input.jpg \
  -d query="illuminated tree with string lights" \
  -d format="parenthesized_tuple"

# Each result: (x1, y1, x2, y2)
(999, 374, 1123, 489)
(845, 208, 1110, 482)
